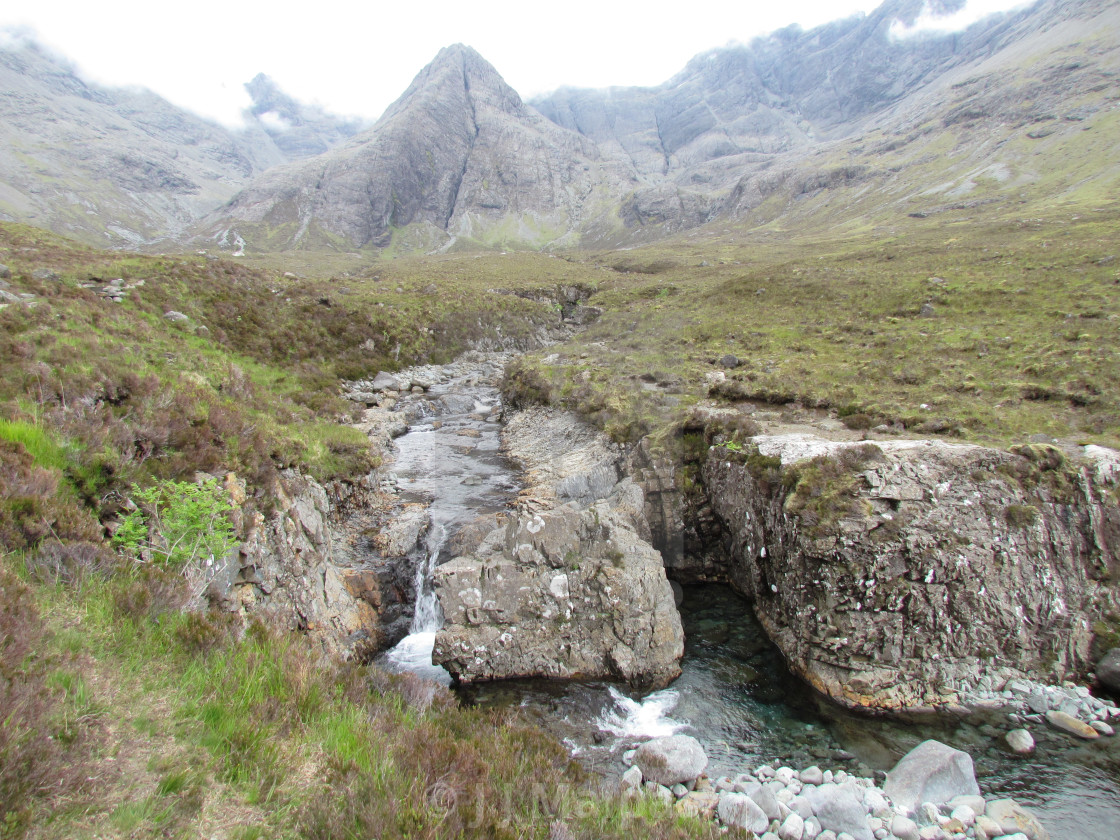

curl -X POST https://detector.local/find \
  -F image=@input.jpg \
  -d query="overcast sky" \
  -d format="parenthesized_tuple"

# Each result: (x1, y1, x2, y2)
(1, 0, 1030, 126)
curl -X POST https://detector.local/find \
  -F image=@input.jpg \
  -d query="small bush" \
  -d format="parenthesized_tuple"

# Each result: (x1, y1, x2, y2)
(113, 478, 237, 569)
(1005, 504, 1040, 528)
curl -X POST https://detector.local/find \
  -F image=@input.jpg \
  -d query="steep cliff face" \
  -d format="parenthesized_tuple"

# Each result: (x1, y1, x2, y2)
(702, 434, 1120, 713)
(204, 469, 424, 661)
(433, 407, 684, 687)
(209, 45, 629, 252)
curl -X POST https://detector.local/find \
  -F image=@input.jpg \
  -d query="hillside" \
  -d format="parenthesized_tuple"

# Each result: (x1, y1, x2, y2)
(0, 38, 361, 248)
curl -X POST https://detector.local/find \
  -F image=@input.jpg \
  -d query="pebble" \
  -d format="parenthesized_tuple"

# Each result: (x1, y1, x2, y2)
(618, 742, 1051, 840)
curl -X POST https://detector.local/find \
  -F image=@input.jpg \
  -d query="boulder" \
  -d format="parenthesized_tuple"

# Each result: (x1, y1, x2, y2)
(371, 371, 405, 392)
(634, 735, 708, 787)
(883, 740, 980, 813)
(702, 433, 1120, 712)
(1096, 647, 1120, 694)
(163, 310, 190, 323)
(802, 783, 873, 840)
(434, 408, 683, 686)
(717, 792, 770, 834)
(1005, 728, 1035, 754)
(0, 263, 10, 278)
(1044, 709, 1099, 739)
(985, 799, 1050, 840)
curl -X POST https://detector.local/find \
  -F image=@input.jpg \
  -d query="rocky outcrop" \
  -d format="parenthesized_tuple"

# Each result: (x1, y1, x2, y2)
(702, 433, 1120, 712)
(432, 407, 684, 686)
(203, 467, 426, 661)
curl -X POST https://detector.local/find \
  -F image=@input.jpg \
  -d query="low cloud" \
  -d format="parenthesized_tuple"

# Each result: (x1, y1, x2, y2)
(889, 0, 1031, 38)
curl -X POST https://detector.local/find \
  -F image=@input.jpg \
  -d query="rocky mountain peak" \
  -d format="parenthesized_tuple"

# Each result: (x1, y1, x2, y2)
(379, 42, 527, 126)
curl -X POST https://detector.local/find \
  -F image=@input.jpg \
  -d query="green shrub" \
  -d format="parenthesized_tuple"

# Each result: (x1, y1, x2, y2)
(113, 478, 237, 569)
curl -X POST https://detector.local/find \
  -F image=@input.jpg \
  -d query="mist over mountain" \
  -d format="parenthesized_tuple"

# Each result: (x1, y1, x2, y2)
(0, 38, 361, 246)
(2, 0, 1117, 253)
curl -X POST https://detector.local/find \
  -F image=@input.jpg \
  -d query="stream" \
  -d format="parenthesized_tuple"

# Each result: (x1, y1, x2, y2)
(377, 360, 1120, 838)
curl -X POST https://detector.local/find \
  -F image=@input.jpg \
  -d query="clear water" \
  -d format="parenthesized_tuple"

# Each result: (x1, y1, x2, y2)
(379, 376, 1120, 837)
(380, 376, 516, 684)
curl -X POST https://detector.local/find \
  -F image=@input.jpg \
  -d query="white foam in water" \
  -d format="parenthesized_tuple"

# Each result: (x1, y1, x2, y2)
(384, 631, 452, 686)
(596, 686, 687, 739)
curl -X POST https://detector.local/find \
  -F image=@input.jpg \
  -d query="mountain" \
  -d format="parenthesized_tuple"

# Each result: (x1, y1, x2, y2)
(2, 0, 1118, 253)
(529, 0, 1120, 238)
(242, 72, 366, 161)
(201, 45, 631, 253)
(0, 38, 358, 246)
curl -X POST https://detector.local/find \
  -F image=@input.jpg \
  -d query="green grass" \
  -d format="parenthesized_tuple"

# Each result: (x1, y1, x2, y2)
(0, 420, 70, 471)
(0, 556, 721, 840)
(503, 208, 1120, 451)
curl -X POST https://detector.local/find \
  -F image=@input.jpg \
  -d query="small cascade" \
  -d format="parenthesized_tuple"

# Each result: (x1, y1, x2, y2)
(378, 362, 519, 685)
(410, 522, 446, 634)
(595, 686, 687, 740)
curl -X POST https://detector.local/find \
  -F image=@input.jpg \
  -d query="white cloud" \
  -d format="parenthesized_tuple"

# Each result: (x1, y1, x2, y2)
(889, 0, 1032, 38)
(0, 1, 1028, 126)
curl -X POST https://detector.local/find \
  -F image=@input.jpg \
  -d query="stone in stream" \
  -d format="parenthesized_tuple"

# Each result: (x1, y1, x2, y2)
(891, 814, 919, 840)
(802, 783, 873, 840)
(1097, 647, 1120, 694)
(778, 812, 806, 840)
(985, 798, 1050, 840)
(973, 814, 1004, 840)
(883, 740, 980, 813)
(717, 792, 770, 834)
(1044, 709, 1100, 739)
(1090, 719, 1115, 735)
(1005, 728, 1035, 754)
(634, 735, 708, 786)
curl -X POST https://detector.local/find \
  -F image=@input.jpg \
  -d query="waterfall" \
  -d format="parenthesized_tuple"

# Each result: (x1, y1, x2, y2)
(384, 521, 452, 683)
(410, 521, 446, 633)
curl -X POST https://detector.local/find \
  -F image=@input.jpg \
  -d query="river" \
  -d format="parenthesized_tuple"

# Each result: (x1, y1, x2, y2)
(378, 358, 1120, 838)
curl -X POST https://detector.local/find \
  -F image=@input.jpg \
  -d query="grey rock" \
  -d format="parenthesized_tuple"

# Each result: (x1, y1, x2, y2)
(789, 795, 815, 820)
(1090, 719, 1115, 735)
(779, 812, 806, 840)
(371, 371, 405, 392)
(918, 303, 936, 318)
(163, 310, 190, 323)
(720, 353, 741, 369)
(891, 815, 919, 840)
(1005, 728, 1035, 754)
(883, 740, 980, 814)
(621, 765, 643, 790)
(717, 792, 770, 834)
(973, 814, 1003, 840)
(985, 799, 1050, 840)
(948, 794, 986, 815)
(433, 407, 683, 686)
(751, 784, 783, 822)
(633, 735, 708, 787)
(31, 268, 59, 281)
(802, 784, 872, 840)
(799, 765, 825, 786)
(0, 263, 9, 279)
(702, 433, 1120, 712)
(1096, 647, 1120, 694)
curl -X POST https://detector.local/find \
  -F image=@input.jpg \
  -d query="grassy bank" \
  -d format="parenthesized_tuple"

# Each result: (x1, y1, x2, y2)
(2, 555, 720, 839)
(503, 208, 1120, 450)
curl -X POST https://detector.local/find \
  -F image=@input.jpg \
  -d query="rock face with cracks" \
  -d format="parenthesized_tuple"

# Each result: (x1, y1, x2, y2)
(703, 433, 1120, 712)
(433, 407, 684, 686)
